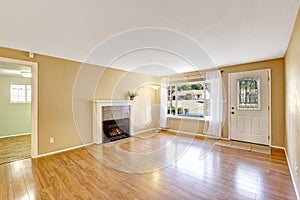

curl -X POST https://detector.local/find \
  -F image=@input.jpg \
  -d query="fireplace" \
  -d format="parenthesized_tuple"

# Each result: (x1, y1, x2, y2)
(102, 118, 130, 142)
(93, 100, 134, 144)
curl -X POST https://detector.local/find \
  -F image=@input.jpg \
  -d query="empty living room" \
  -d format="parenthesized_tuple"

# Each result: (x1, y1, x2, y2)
(0, 1, 300, 199)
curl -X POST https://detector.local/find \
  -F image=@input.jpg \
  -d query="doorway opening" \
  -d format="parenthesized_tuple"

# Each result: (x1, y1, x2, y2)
(0, 57, 38, 162)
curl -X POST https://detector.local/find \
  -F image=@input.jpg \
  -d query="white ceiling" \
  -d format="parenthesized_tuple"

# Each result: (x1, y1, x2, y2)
(0, 0, 299, 76)
(0, 62, 31, 77)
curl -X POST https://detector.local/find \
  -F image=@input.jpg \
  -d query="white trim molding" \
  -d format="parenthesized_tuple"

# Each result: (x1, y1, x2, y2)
(0, 57, 38, 158)
(167, 129, 222, 140)
(133, 128, 155, 135)
(37, 143, 93, 158)
(270, 145, 285, 150)
(0, 133, 31, 139)
(167, 129, 299, 199)
(227, 69, 271, 146)
(93, 100, 134, 144)
(284, 148, 300, 200)
(270, 145, 299, 200)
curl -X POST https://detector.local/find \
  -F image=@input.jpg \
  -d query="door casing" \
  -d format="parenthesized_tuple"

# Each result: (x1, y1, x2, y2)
(0, 56, 38, 157)
(228, 69, 271, 145)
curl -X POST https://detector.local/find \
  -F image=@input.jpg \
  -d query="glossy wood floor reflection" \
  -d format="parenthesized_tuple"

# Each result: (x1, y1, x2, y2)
(0, 134, 31, 165)
(0, 131, 297, 199)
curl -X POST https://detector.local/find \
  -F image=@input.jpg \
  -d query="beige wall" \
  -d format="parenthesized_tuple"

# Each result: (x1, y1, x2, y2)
(0, 47, 286, 153)
(95, 68, 160, 132)
(220, 59, 285, 147)
(169, 118, 204, 134)
(169, 59, 285, 147)
(0, 76, 31, 137)
(0, 46, 159, 154)
(285, 7, 300, 195)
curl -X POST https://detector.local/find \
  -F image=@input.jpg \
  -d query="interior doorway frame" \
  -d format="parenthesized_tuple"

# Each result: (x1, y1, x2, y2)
(228, 69, 272, 146)
(0, 56, 38, 158)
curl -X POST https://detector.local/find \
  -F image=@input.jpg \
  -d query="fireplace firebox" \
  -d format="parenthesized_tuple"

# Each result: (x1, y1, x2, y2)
(102, 118, 130, 143)
(93, 100, 134, 144)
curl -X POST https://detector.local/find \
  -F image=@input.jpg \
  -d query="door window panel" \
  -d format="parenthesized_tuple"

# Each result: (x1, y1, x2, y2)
(237, 77, 260, 110)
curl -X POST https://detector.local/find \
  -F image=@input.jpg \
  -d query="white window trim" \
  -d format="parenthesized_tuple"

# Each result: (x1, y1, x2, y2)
(10, 82, 32, 104)
(167, 81, 208, 119)
(167, 115, 205, 121)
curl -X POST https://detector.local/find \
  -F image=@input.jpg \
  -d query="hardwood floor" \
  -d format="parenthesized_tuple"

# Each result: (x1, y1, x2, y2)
(0, 135, 31, 165)
(0, 131, 296, 199)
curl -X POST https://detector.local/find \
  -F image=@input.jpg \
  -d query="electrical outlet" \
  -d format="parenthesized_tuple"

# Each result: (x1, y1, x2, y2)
(50, 137, 55, 144)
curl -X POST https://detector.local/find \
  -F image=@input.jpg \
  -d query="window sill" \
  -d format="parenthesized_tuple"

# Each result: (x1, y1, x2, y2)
(167, 115, 205, 121)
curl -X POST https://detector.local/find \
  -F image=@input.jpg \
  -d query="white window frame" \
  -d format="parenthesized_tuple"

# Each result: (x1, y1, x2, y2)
(10, 82, 32, 103)
(167, 81, 209, 119)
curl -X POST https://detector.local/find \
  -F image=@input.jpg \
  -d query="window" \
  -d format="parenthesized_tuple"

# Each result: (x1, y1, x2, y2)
(237, 77, 260, 110)
(167, 81, 210, 118)
(10, 83, 32, 103)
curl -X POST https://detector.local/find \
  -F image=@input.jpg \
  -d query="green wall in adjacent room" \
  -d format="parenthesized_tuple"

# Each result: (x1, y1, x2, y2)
(0, 76, 31, 137)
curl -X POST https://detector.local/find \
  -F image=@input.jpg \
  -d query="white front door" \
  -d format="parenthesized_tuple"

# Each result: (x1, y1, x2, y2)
(229, 69, 270, 145)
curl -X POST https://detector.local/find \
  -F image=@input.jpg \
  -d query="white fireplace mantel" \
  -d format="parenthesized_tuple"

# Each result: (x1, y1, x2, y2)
(92, 100, 134, 144)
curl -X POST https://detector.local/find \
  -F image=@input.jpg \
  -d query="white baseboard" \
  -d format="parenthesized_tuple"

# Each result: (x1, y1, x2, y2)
(133, 128, 155, 135)
(167, 129, 221, 140)
(270, 145, 285, 150)
(220, 137, 231, 141)
(167, 129, 195, 135)
(284, 148, 300, 200)
(37, 143, 93, 158)
(0, 132, 31, 139)
(167, 129, 299, 199)
(33, 130, 299, 199)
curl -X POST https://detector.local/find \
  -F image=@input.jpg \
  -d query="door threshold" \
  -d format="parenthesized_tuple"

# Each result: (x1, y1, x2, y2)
(216, 139, 271, 154)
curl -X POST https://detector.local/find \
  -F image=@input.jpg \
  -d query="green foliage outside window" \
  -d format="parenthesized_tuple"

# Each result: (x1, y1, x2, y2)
(168, 106, 183, 115)
(177, 83, 203, 91)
